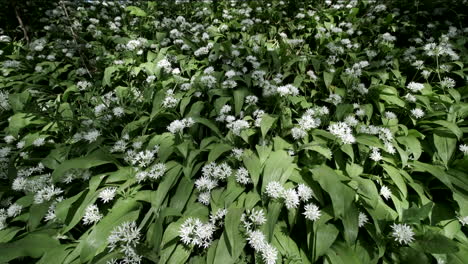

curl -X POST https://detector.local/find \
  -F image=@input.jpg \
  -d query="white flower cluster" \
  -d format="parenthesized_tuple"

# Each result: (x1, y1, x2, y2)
(124, 146, 167, 182)
(0, 203, 23, 230)
(157, 58, 172, 73)
(235, 167, 251, 185)
(411, 108, 425, 119)
(99, 187, 118, 203)
(82, 204, 102, 225)
(162, 89, 179, 108)
(226, 119, 250, 136)
(0, 91, 11, 112)
(265, 181, 315, 211)
(358, 212, 369, 227)
(459, 144, 468, 155)
(195, 162, 232, 205)
(344, 61, 369, 78)
(277, 84, 299, 97)
(246, 230, 278, 264)
(62, 168, 92, 184)
(391, 223, 415, 245)
(167, 117, 195, 134)
(406, 82, 424, 93)
(380, 185, 392, 200)
(179, 217, 216, 248)
(108, 221, 142, 264)
(291, 106, 328, 139)
(358, 125, 396, 154)
(328, 122, 356, 144)
(458, 215, 468, 226)
(34, 185, 64, 204)
(241, 208, 267, 231)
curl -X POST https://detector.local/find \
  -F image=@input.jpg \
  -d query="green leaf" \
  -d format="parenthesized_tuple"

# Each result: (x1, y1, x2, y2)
(432, 120, 463, 140)
(80, 199, 140, 262)
(208, 143, 232, 162)
(193, 117, 222, 137)
(224, 208, 245, 259)
(52, 149, 114, 182)
(311, 165, 355, 218)
(125, 6, 147, 16)
(260, 114, 277, 139)
(233, 89, 248, 116)
(102, 66, 117, 87)
(314, 223, 339, 261)
(381, 164, 408, 198)
(323, 71, 334, 89)
(0, 227, 23, 243)
(413, 233, 459, 254)
(433, 133, 456, 167)
(0, 232, 60, 262)
(412, 161, 453, 190)
(402, 203, 433, 223)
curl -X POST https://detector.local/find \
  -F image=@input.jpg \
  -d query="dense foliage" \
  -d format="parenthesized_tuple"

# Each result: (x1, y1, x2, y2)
(1, 0, 468, 263)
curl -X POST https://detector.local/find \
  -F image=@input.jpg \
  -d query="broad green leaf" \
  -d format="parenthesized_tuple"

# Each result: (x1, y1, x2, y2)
(0, 232, 60, 262)
(224, 208, 245, 260)
(260, 114, 277, 138)
(311, 165, 355, 218)
(208, 143, 232, 162)
(102, 66, 117, 87)
(433, 133, 456, 167)
(314, 223, 339, 261)
(52, 149, 115, 182)
(233, 89, 248, 116)
(125, 6, 147, 16)
(412, 233, 459, 254)
(80, 199, 140, 262)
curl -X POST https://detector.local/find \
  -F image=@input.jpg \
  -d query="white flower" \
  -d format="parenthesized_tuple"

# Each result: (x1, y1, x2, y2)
(328, 122, 355, 144)
(82, 204, 102, 225)
(7, 203, 22, 218)
(34, 185, 63, 204)
(236, 167, 251, 185)
(247, 230, 267, 251)
(358, 212, 369, 227)
(458, 215, 468, 226)
(4, 135, 15, 144)
(198, 191, 211, 205)
(108, 221, 141, 251)
(32, 137, 46, 147)
(407, 82, 424, 93)
(391, 223, 415, 245)
(99, 187, 117, 203)
(303, 203, 321, 221)
(167, 118, 194, 134)
(248, 209, 267, 226)
(265, 181, 284, 199)
(297, 184, 313, 202)
(460, 144, 468, 155)
(291, 127, 307, 139)
(277, 84, 299, 97)
(283, 189, 300, 209)
(261, 243, 278, 264)
(209, 208, 228, 226)
(83, 129, 100, 143)
(112, 107, 125, 117)
(411, 108, 425, 119)
(179, 218, 215, 248)
(380, 185, 392, 200)
(384, 111, 397, 119)
(226, 119, 250, 136)
(403, 92, 416, 103)
(370, 147, 382, 161)
(231, 148, 244, 160)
